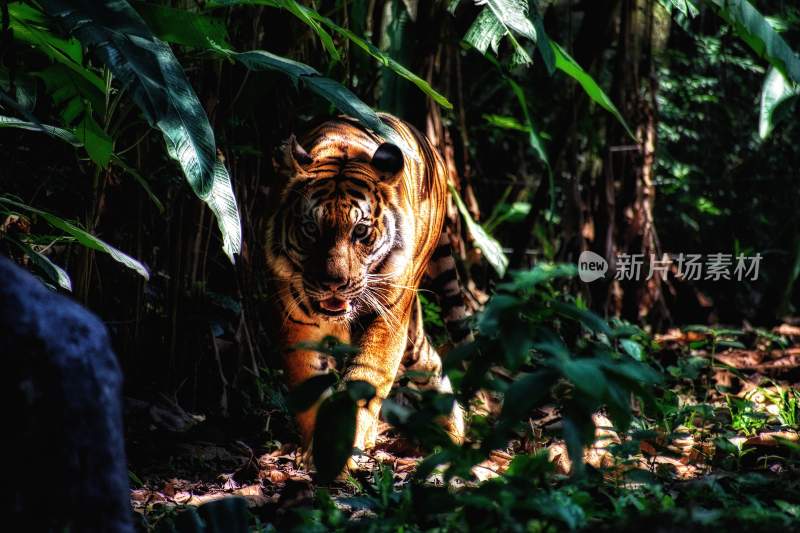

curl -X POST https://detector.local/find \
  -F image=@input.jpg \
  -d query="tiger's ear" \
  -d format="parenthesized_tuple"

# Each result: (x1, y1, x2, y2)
(371, 143, 404, 182)
(274, 134, 313, 177)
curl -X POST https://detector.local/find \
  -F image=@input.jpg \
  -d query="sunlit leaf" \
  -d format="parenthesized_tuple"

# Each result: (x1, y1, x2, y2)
(664, 0, 700, 18)
(0, 196, 149, 280)
(7, 235, 72, 291)
(449, 184, 508, 277)
(551, 42, 636, 140)
(39, 0, 242, 262)
(620, 338, 645, 361)
(758, 67, 799, 139)
(0, 114, 81, 146)
(464, 0, 535, 67)
(484, 113, 529, 132)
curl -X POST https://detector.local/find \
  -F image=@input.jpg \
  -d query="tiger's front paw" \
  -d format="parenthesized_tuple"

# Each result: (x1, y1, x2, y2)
(444, 400, 466, 445)
(353, 406, 380, 451)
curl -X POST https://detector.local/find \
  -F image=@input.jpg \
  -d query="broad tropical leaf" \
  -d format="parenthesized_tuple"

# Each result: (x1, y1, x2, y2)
(551, 42, 636, 140)
(0, 196, 149, 280)
(758, 67, 799, 140)
(529, 0, 555, 74)
(215, 46, 416, 158)
(75, 111, 113, 168)
(464, 0, 535, 67)
(38, 0, 241, 262)
(450, 184, 509, 277)
(0, 69, 38, 111)
(209, 0, 339, 60)
(209, 0, 451, 108)
(8, 2, 105, 92)
(7, 235, 73, 291)
(704, 0, 800, 85)
(0, 114, 81, 146)
(133, 2, 232, 49)
(313, 391, 358, 482)
(277, 0, 340, 62)
(663, 0, 700, 17)
(4, 235, 72, 292)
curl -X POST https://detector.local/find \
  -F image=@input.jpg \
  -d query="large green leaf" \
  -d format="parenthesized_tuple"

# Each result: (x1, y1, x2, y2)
(38, 0, 241, 262)
(276, 0, 340, 62)
(529, 0, 555, 74)
(132, 2, 232, 49)
(705, 0, 800, 85)
(7, 235, 73, 291)
(208, 0, 339, 60)
(34, 64, 106, 126)
(0, 114, 165, 211)
(75, 111, 113, 167)
(551, 42, 636, 140)
(0, 196, 149, 280)
(464, 0, 536, 67)
(209, 0, 451, 109)
(8, 3, 105, 92)
(287, 374, 338, 413)
(664, 0, 700, 17)
(313, 391, 357, 483)
(450, 184, 508, 277)
(215, 46, 415, 158)
(0, 69, 38, 111)
(759, 67, 799, 139)
(0, 114, 81, 146)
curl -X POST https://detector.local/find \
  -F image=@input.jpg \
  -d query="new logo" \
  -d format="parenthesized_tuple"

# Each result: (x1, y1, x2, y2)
(578, 251, 608, 283)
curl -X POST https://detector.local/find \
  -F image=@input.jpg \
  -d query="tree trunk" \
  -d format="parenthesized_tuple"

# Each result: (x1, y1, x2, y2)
(589, 0, 670, 324)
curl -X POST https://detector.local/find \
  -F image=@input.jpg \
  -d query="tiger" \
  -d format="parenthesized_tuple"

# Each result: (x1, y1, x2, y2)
(265, 113, 471, 469)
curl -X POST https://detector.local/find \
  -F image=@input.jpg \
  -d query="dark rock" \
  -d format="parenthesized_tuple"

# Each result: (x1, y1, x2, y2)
(1, 257, 133, 532)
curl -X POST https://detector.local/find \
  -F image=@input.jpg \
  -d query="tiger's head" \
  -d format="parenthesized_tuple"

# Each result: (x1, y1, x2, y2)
(267, 130, 410, 321)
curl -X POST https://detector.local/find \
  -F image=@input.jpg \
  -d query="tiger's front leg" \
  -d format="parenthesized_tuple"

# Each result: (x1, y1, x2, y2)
(279, 320, 349, 458)
(345, 296, 415, 454)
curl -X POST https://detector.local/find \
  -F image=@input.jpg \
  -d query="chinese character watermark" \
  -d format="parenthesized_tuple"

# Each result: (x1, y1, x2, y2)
(577, 251, 763, 283)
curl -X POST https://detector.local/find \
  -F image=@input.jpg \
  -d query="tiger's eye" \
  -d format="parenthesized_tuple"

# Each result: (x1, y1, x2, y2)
(302, 222, 317, 236)
(353, 223, 369, 239)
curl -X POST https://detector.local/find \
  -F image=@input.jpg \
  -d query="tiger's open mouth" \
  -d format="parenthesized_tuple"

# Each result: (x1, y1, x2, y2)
(313, 296, 351, 317)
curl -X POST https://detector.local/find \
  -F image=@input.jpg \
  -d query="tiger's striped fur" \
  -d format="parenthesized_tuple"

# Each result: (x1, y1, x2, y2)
(266, 114, 469, 464)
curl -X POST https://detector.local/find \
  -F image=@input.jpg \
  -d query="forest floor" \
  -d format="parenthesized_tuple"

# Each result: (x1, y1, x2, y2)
(127, 324, 800, 531)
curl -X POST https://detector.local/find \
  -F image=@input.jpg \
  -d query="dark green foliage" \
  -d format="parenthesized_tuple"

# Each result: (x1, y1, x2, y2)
(313, 381, 376, 483)
(5, 1, 800, 531)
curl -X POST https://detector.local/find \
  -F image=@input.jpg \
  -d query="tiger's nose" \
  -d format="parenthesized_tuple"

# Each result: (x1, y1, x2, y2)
(319, 275, 349, 292)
